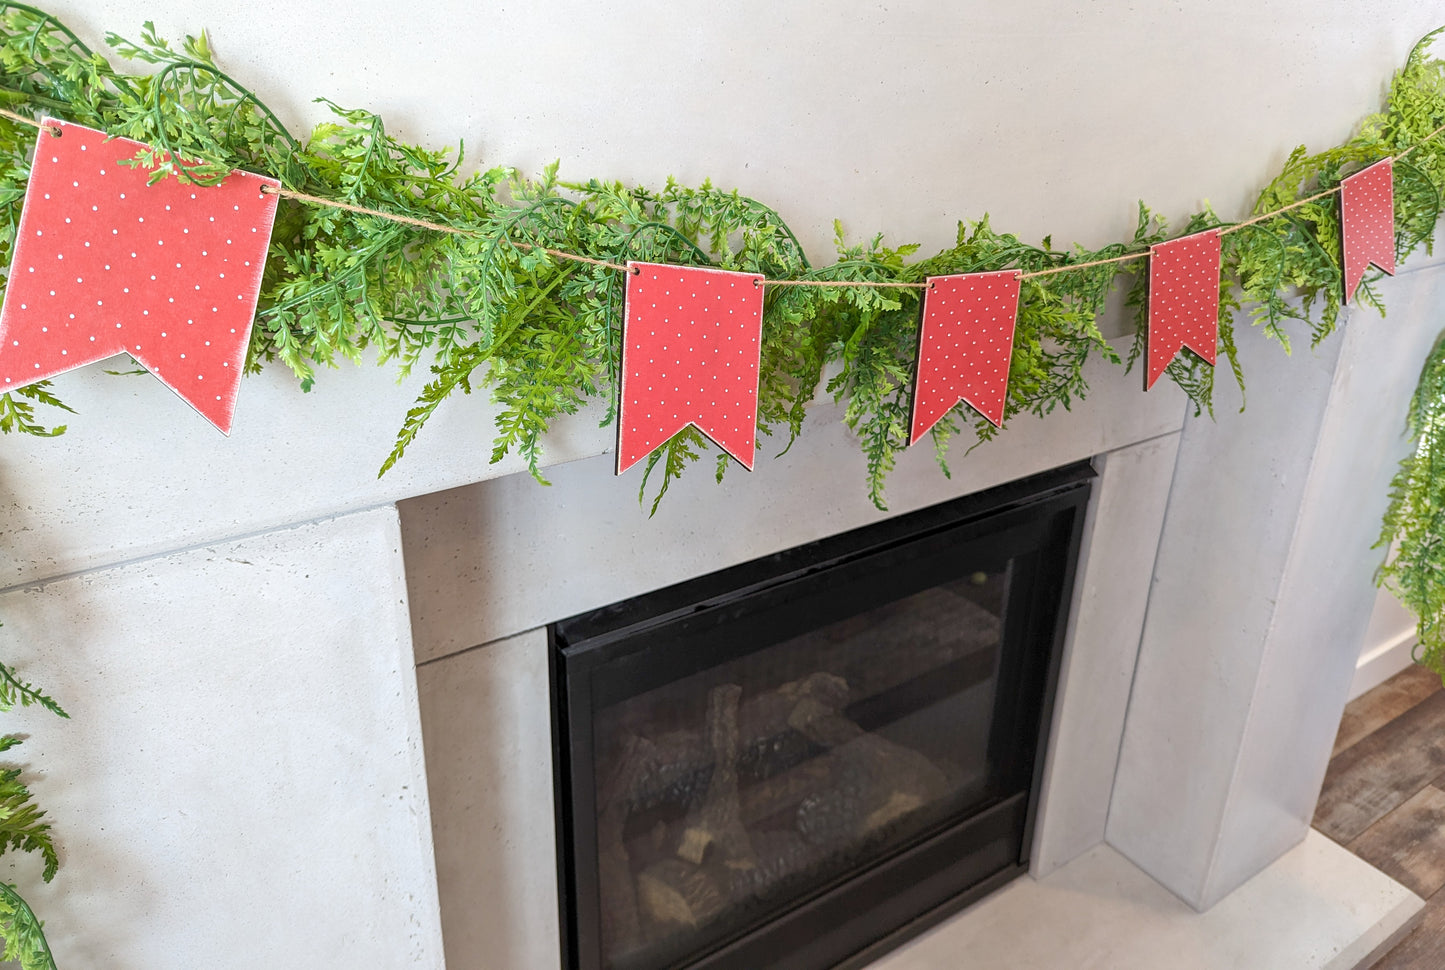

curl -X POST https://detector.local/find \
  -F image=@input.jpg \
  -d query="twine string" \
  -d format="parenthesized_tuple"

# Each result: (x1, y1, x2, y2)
(2, 106, 1444, 288)
(762, 277, 930, 290)
(1019, 251, 1148, 280)
(1014, 118, 1445, 282)
(1221, 183, 1344, 235)
(1397, 120, 1445, 160)
(0, 106, 58, 136)
(258, 185, 630, 272)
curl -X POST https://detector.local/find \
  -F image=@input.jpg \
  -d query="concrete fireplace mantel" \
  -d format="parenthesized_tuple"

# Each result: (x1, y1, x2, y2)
(403, 260, 1439, 969)
(0, 3, 1442, 968)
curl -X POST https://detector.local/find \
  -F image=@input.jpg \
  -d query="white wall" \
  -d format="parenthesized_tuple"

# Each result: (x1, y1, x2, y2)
(1351, 586, 1420, 700)
(46, 2, 1445, 264)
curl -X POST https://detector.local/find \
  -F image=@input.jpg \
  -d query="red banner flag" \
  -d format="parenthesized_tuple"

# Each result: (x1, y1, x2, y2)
(617, 262, 765, 474)
(1147, 229, 1221, 390)
(0, 120, 279, 433)
(909, 270, 1020, 443)
(1341, 158, 1396, 304)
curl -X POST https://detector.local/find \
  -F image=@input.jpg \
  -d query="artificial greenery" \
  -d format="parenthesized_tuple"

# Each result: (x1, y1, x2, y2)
(0, 626, 64, 970)
(0, 6, 1441, 961)
(1373, 29, 1445, 686)
(1379, 331, 1445, 680)
(0, 9, 1438, 509)
(0, 882, 55, 970)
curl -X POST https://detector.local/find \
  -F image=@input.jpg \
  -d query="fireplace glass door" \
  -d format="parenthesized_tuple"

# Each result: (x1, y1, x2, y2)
(551, 463, 1091, 970)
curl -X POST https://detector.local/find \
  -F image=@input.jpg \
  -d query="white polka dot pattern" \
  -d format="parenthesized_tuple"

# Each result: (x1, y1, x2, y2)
(909, 270, 1020, 442)
(1341, 158, 1396, 304)
(1147, 229, 1221, 390)
(0, 118, 280, 434)
(616, 261, 765, 474)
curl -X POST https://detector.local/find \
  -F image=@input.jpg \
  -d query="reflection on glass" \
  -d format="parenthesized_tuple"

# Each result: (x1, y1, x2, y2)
(592, 567, 1011, 970)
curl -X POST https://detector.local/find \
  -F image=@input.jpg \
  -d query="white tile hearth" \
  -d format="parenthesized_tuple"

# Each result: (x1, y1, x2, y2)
(868, 832, 1423, 970)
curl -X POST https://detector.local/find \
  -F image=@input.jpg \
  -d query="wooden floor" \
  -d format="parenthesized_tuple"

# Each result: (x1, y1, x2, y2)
(1315, 664, 1445, 968)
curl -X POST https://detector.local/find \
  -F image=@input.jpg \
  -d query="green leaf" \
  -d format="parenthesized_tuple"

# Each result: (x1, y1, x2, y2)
(0, 882, 57, 970)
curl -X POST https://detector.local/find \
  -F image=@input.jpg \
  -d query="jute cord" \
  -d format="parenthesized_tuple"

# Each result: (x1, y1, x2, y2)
(1, 106, 1443, 289)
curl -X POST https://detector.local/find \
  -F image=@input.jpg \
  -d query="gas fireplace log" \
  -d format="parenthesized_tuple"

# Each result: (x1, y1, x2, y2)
(613, 730, 711, 816)
(788, 698, 864, 748)
(777, 671, 851, 710)
(795, 733, 951, 849)
(596, 733, 651, 954)
(725, 830, 826, 900)
(677, 683, 756, 868)
(737, 756, 836, 826)
(600, 667, 951, 868)
(637, 859, 728, 929)
(604, 671, 856, 818)
(777, 673, 954, 846)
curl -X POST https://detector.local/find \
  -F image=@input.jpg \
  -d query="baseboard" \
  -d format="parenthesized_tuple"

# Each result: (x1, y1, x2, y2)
(1348, 630, 1418, 701)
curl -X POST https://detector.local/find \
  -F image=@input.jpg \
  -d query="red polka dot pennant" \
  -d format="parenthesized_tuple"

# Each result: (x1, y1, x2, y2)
(1341, 158, 1396, 304)
(1147, 228, 1221, 391)
(0, 119, 280, 434)
(909, 270, 1020, 443)
(617, 261, 765, 474)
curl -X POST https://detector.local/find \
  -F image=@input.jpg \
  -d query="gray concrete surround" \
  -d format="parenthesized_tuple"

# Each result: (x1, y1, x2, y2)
(0, 246, 1435, 967)
(404, 247, 1444, 965)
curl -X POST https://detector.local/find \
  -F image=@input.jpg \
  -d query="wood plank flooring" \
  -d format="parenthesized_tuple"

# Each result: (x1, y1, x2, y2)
(1349, 786, 1445, 899)
(1334, 666, 1443, 757)
(1316, 690, 1445, 844)
(1315, 664, 1445, 969)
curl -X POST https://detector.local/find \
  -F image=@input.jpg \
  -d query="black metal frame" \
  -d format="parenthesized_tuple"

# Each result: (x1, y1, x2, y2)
(550, 461, 1094, 970)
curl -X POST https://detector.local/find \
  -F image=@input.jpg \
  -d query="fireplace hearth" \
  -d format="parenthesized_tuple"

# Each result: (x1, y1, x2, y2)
(550, 462, 1092, 970)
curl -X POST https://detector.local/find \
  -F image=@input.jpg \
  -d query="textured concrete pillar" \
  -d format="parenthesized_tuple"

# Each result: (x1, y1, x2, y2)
(1030, 432, 1181, 876)
(1106, 262, 1445, 910)
(0, 507, 444, 968)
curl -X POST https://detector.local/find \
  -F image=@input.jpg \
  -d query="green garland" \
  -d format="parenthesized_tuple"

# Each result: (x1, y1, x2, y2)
(0, 11, 1440, 510)
(0, 6, 1443, 965)
(0, 628, 63, 970)
(1379, 335, 1445, 681)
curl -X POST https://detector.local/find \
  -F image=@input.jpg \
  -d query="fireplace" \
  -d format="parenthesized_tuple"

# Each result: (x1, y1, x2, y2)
(549, 461, 1092, 970)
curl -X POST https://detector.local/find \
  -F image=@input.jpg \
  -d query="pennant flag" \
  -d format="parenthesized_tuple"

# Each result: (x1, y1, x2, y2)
(909, 269, 1020, 443)
(0, 119, 280, 433)
(617, 262, 765, 474)
(1341, 158, 1396, 304)
(1147, 229, 1221, 390)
